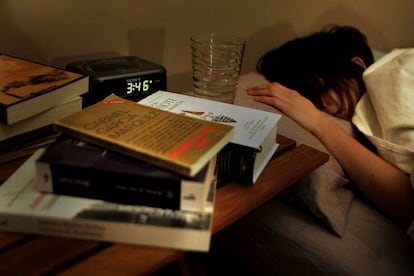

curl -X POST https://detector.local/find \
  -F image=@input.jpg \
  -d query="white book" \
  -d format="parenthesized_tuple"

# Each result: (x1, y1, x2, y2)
(0, 150, 215, 252)
(139, 91, 282, 184)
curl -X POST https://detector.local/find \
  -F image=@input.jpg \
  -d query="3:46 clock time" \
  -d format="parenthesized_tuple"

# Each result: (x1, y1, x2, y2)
(126, 78, 153, 94)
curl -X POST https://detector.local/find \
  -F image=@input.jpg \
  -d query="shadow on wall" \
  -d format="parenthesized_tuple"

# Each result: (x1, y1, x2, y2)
(313, 5, 387, 51)
(166, 3, 388, 93)
(0, 1, 43, 63)
(232, 5, 386, 93)
(242, 21, 296, 75)
(52, 52, 121, 70)
(53, 27, 167, 71)
(243, 5, 386, 77)
(167, 22, 297, 92)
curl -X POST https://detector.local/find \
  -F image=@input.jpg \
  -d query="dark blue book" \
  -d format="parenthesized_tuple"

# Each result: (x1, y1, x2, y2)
(35, 135, 216, 212)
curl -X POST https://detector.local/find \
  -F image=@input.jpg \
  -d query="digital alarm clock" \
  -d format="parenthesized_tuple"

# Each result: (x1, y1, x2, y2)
(66, 56, 167, 106)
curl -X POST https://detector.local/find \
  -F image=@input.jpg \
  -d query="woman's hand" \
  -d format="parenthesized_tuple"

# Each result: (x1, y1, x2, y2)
(247, 82, 324, 134)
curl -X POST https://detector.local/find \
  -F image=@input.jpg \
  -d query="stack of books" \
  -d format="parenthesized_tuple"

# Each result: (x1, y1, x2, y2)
(0, 88, 281, 252)
(0, 53, 88, 164)
(0, 93, 235, 252)
(0, 149, 218, 252)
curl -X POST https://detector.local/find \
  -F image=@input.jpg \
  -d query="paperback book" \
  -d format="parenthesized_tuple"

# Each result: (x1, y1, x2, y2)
(138, 91, 281, 184)
(54, 94, 234, 177)
(0, 53, 88, 125)
(0, 150, 216, 252)
(35, 135, 217, 212)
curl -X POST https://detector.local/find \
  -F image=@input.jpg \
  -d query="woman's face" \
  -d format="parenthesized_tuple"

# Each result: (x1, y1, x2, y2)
(322, 89, 346, 118)
(322, 79, 362, 120)
(321, 57, 368, 120)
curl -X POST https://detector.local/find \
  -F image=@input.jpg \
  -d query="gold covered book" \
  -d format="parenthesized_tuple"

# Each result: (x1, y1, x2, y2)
(54, 95, 234, 177)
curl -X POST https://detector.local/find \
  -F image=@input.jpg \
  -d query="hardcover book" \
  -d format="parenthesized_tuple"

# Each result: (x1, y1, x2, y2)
(138, 91, 282, 184)
(0, 150, 216, 252)
(54, 94, 234, 177)
(0, 96, 82, 142)
(0, 54, 88, 125)
(35, 135, 217, 212)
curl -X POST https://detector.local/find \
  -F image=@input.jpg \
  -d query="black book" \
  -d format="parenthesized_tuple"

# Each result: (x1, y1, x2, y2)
(35, 136, 216, 212)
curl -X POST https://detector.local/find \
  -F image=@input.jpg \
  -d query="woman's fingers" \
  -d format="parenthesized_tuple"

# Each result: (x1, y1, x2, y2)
(247, 83, 294, 109)
(246, 82, 323, 133)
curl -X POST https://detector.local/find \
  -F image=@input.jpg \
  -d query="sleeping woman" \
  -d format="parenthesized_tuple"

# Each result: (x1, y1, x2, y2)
(246, 25, 414, 240)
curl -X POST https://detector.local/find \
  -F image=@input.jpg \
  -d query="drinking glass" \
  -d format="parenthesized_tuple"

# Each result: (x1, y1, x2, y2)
(191, 33, 245, 103)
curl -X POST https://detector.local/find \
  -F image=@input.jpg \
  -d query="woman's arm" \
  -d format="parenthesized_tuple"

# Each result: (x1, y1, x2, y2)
(247, 83, 414, 226)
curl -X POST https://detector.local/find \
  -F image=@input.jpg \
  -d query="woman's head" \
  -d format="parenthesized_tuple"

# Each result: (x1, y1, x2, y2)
(257, 25, 374, 120)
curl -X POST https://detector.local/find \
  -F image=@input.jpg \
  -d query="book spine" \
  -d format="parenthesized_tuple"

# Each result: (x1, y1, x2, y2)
(35, 162, 205, 211)
(0, 107, 7, 125)
(217, 143, 256, 184)
(0, 213, 211, 252)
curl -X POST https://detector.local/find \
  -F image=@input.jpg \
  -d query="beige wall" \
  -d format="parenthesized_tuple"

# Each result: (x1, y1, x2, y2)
(2, 0, 413, 92)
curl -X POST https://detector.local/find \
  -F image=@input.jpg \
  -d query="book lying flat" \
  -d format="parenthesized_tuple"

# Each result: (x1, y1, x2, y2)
(138, 91, 282, 184)
(54, 94, 234, 177)
(0, 150, 216, 252)
(0, 54, 88, 125)
(0, 96, 82, 142)
(0, 128, 59, 166)
(35, 135, 217, 212)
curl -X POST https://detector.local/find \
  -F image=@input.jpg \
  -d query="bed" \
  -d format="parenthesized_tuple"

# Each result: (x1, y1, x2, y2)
(207, 72, 414, 276)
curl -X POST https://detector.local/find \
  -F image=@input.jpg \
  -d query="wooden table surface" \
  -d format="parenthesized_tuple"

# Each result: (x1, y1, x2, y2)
(0, 135, 328, 275)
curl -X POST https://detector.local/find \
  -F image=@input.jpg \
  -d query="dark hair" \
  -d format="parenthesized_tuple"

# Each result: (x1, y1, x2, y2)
(257, 25, 374, 119)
